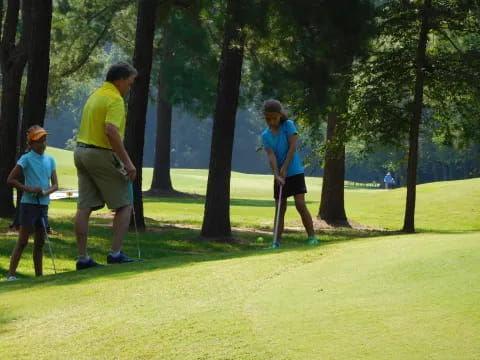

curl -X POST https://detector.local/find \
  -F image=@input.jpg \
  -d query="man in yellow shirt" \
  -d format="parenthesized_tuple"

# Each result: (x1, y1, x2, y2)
(74, 62, 137, 270)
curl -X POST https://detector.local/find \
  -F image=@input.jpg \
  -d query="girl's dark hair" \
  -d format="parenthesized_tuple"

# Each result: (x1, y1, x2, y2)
(106, 62, 138, 82)
(262, 99, 288, 123)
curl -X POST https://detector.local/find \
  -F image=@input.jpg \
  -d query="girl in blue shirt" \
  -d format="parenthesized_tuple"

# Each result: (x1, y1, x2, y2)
(6, 126, 58, 281)
(261, 99, 318, 248)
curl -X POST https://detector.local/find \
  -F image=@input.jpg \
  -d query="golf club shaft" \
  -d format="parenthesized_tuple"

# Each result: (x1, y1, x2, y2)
(41, 217, 57, 274)
(273, 184, 283, 243)
(132, 205, 141, 259)
(128, 180, 141, 259)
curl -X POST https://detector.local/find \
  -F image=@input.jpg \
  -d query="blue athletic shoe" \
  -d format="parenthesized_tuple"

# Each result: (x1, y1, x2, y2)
(107, 251, 134, 264)
(76, 257, 101, 270)
(308, 237, 319, 245)
(268, 241, 280, 249)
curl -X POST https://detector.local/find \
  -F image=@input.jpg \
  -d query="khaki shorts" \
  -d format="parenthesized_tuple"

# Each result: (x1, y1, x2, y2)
(74, 147, 131, 210)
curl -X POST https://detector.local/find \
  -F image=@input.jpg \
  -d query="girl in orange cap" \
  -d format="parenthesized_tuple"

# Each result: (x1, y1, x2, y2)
(6, 125, 58, 281)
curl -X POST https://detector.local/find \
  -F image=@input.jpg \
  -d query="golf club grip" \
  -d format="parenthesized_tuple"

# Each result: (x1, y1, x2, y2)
(128, 180, 134, 201)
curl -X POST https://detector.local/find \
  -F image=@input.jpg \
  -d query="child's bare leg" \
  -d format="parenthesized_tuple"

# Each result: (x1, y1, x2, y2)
(33, 227, 45, 276)
(294, 194, 315, 237)
(8, 226, 32, 277)
(274, 198, 287, 241)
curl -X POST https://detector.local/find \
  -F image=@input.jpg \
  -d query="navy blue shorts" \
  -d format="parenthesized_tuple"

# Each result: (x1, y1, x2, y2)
(273, 173, 307, 199)
(19, 203, 49, 229)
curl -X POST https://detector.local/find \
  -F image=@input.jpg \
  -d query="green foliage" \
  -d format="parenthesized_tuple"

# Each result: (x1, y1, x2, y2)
(152, 2, 220, 118)
(348, 0, 480, 147)
(247, 0, 374, 124)
(64, 128, 78, 151)
(49, 0, 135, 107)
(345, 132, 480, 184)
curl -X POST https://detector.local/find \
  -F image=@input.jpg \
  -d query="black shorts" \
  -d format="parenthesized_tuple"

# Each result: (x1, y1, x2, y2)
(273, 173, 307, 199)
(19, 203, 49, 229)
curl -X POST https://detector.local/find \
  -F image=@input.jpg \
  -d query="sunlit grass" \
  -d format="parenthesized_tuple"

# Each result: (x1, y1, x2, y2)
(0, 148, 478, 359)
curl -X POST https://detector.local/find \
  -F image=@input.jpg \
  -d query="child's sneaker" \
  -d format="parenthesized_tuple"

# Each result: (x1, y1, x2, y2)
(6, 276, 17, 282)
(308, 236, 319, 245)
(268, 241, 280, 249)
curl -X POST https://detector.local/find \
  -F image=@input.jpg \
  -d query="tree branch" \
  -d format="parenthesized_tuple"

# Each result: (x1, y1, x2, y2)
(435, 28, 463, 54)
(59, 22, 110, 77)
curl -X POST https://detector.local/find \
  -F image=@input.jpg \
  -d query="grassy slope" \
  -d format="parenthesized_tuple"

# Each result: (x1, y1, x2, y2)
(0, 232, 478, 359)
(0, 148, 478, 359)
(46, 147, 480, 231)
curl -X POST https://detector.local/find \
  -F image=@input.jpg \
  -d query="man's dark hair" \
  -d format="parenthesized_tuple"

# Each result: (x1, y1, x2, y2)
(106, 62, 138, 82)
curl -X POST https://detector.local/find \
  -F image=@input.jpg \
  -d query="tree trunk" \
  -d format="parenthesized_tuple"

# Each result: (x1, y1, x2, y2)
(318, 112, 348, 225)
(150, 24, 175, 194)
(0, 1, 3, 42)
(403, 0, 431, 233)
(124, 0, 158, 231)
(201, 0, 246, 239)
(22, 0, 52, 132)
(0, 1, 29, 218)
(150, 98, 174, 192)
(9, 0, 52, 227)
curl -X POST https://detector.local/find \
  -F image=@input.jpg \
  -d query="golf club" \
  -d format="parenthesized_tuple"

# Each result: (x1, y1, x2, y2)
(273, 184, 283, 245)
(41, 216, 57, 274)
(128, 180, 141, 260)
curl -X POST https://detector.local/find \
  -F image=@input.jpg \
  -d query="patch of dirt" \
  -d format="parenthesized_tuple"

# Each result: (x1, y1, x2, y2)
(1, 227, 62, 236)
(143, 190, 203, 199)
(124, 217, 386, 236)
(1, 215, 384, 238)
(311, 217, 385, 231)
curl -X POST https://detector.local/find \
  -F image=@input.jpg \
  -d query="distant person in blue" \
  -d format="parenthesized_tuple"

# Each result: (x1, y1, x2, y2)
(384, 171, 395, 189)
(6, 126, 58, 281)
(261, 99, 319, 248)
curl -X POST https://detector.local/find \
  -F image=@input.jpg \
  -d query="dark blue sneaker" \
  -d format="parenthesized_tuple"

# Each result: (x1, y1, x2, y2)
(107, 251, 134, 264)
(76, 257, 101, 270)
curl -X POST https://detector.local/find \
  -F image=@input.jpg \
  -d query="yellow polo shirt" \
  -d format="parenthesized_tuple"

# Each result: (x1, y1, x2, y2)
(77, 82, 126, 149)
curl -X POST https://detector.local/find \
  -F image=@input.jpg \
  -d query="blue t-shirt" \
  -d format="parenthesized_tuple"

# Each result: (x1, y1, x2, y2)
(17, 151, 56, 205)
(261, 120, 304, 177)
(384, 174, 393, 184)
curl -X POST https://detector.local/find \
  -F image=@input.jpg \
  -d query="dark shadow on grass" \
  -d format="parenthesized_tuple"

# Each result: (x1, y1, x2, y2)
(55, 195, 316, 209)
(143, 189, 202, 198)
(0, 216, 404, 295)
(141, 196, 316, 208)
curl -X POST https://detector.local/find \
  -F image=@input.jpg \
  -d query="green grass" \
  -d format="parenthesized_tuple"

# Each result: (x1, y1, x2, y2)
(1, 232, 478, 359)
(0, 147, 479, 359)
(45, 147, 480, 231)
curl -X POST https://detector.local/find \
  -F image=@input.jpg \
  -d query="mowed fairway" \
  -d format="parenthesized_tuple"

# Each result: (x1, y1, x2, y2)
(1, 148, 479, 359)
(1, 232, 479, 359)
